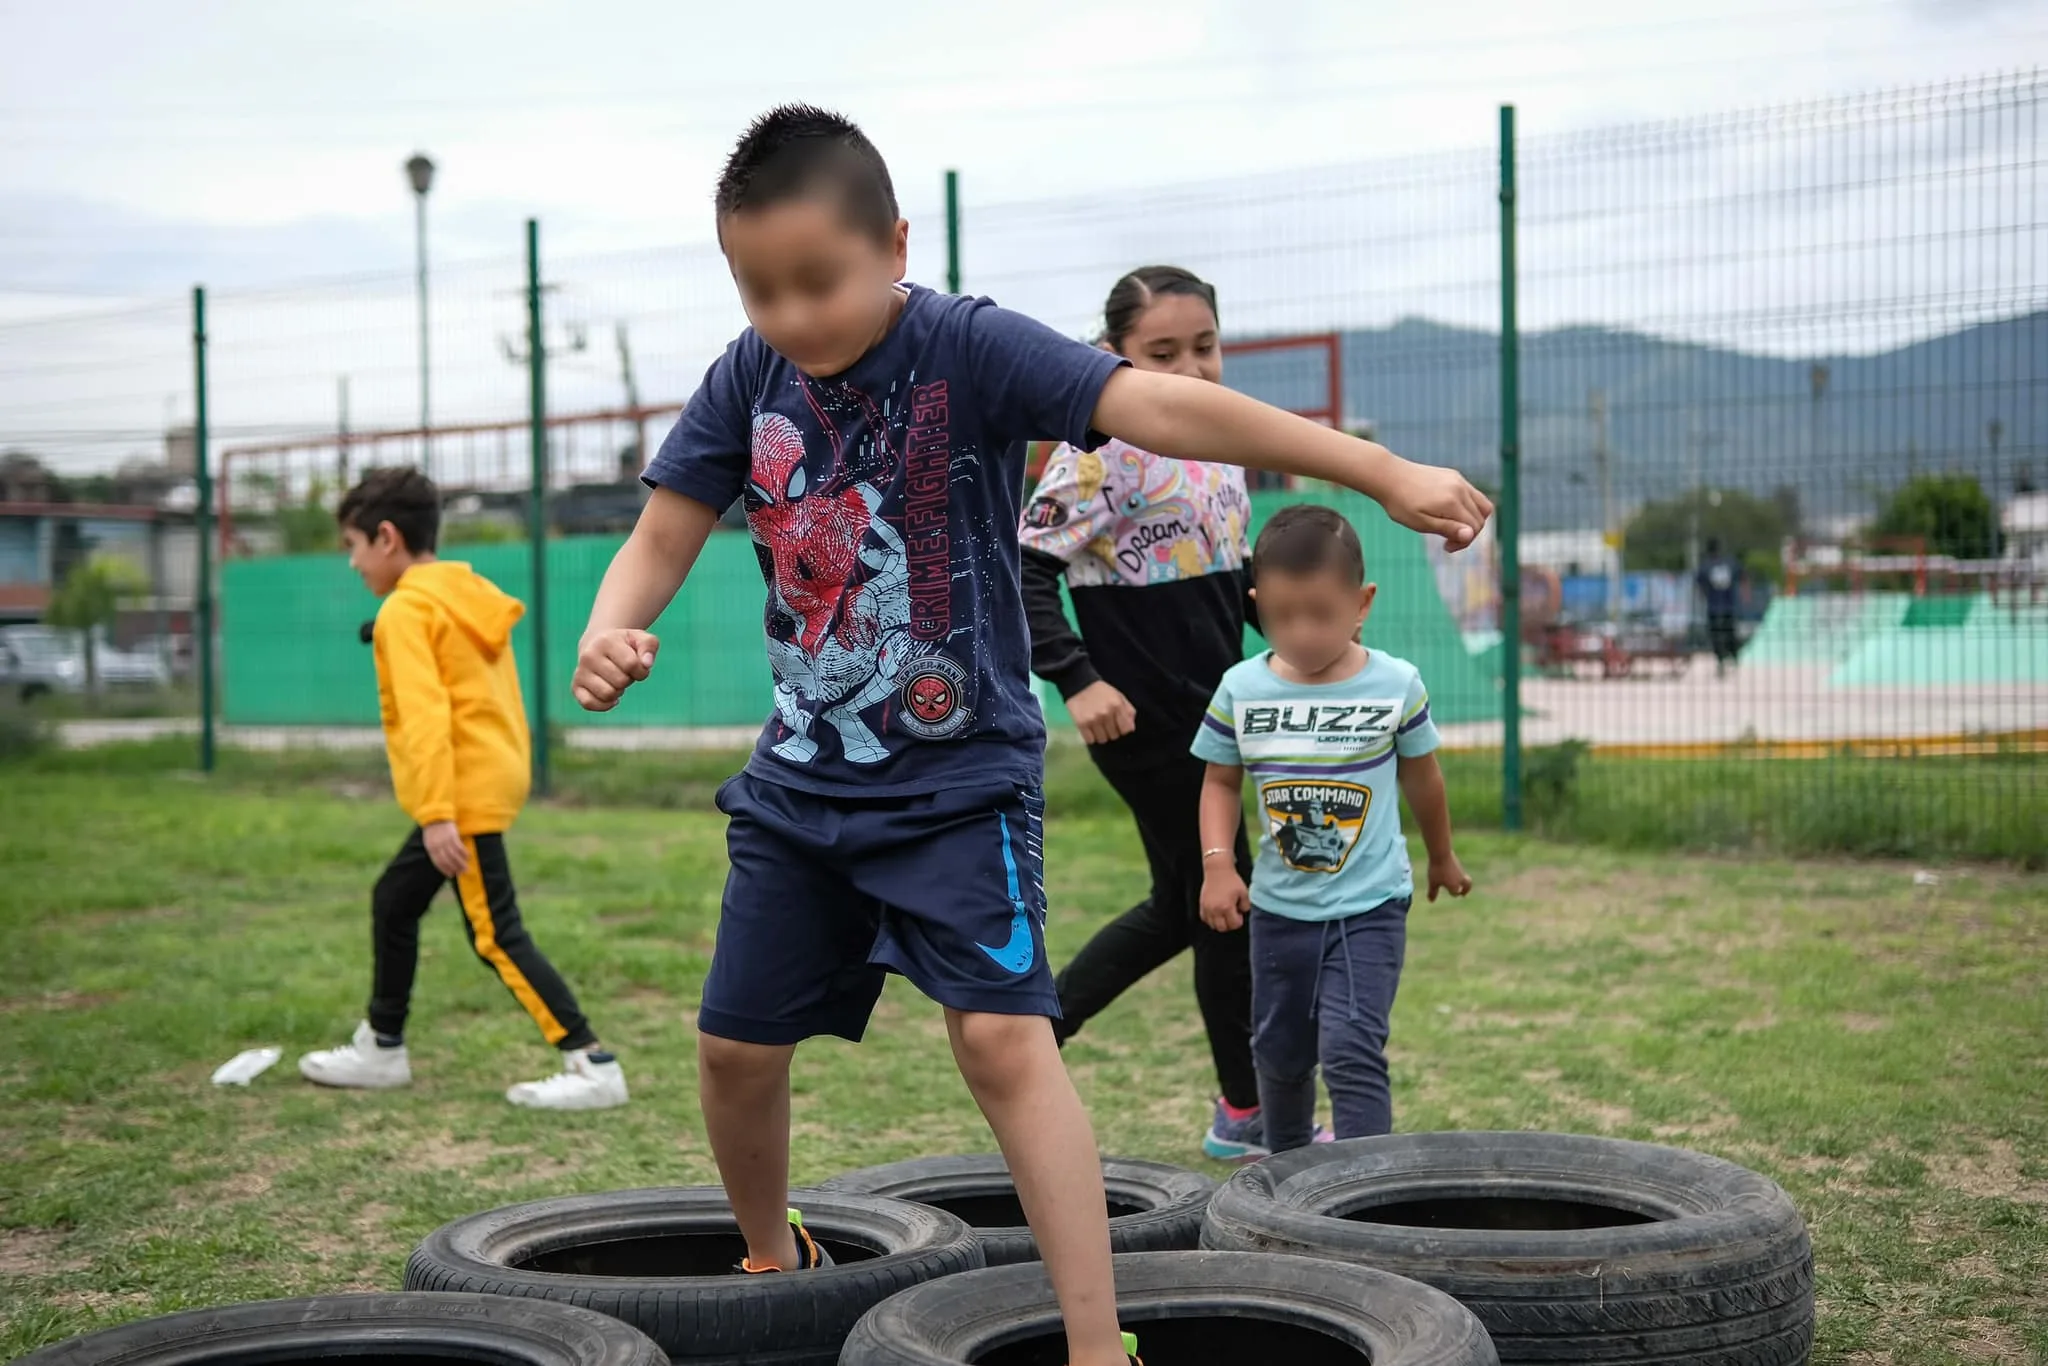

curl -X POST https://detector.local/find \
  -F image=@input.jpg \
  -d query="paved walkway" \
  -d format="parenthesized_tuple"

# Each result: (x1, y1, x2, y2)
(55, 661, 2048, 755)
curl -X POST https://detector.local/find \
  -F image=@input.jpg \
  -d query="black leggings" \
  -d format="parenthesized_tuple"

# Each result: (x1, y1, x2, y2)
(367, 827, 597, 1050)
(1052, 747, 1259, 1109)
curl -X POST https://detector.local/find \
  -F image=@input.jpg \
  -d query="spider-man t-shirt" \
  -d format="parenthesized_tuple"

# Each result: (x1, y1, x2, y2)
(643, 285, 1127, 798)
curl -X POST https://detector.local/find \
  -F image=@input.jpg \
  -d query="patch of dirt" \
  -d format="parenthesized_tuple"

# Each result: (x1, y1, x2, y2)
(1652, 1112, 1740, 1140)
(1932, 1138, 2048, 1205)
(305, 1201, 398, 1263)
(50, 1289, 152, 1313)
(1518, 1068, 1635, 1133)
(1487, 864, 1584, 905)
(0, 1228, 83, 1276)
(1954, 1317, 2027, 1361)
(217, 1170, 272, 1201)
(1733, 1145, 1881, 1197)
(0, 989, 124, 1016)
(406, 1135, 505, 1174)
(1838, 1013, 1890, 1034)
(1448, 1008, 1592, 1034)
(72, 905, 187, 930)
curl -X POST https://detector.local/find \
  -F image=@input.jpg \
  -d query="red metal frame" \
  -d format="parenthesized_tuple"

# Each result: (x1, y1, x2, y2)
(1022, 331, 1346, 487)
(0, 500, 164, 522)
(1219, 332, 1345, 491)
(217, 333, 1351, 554)
(216, 403, 676, 557)
(1220, 331, 1345, 427)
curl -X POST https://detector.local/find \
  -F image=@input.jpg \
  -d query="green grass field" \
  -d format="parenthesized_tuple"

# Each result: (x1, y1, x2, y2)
(2, 750, 2044, 1363)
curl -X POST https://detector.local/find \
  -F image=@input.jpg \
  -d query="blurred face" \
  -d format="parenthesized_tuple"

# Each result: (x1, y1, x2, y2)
(1253, 569, 1377, 677)
(342, 522, 407, 597)
(720, 195, 910, 377)
(1114, 291, 1221, 382)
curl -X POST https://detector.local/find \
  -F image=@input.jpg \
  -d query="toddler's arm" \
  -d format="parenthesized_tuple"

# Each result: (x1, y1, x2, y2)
(1397, 751, 1471, 902)
(1198, 762, 1251, 932)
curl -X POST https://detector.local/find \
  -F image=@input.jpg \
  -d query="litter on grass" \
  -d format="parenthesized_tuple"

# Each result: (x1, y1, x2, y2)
(212, 1047, 282, 1086)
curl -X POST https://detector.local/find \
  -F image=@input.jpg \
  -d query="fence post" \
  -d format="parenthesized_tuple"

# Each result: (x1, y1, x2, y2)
(1497, 105, 1522, 832)
(192, 285, 216, 774)
(525, 219, 552, 797)
(944, 169, 961, 293)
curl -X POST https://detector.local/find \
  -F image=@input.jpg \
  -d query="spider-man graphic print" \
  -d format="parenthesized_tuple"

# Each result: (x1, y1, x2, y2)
(745, 407, 915, 766)
(642, 285, 1126, 797)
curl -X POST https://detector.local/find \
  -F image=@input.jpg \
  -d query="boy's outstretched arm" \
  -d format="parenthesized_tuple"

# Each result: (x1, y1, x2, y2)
(1397, 751, 1472, 902)
(573, 489, 720, 711)
(1091, 368, 1493, 547)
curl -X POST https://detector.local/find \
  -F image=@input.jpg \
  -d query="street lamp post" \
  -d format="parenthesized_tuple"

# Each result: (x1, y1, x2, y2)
(406, 152, 436, 474)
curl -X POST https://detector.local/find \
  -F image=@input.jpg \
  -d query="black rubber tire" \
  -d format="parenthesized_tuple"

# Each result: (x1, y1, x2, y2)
(404, 1186, 982, 1366)
(1200, 1131, 1814, 1365)
(13, 1291, 667, 1366)
(820, 1153, 1215, 1267)
(840, 1248, 1497, 1365)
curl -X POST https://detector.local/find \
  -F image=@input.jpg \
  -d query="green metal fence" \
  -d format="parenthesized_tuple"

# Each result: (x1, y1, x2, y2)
(4, 72, 2042, 860)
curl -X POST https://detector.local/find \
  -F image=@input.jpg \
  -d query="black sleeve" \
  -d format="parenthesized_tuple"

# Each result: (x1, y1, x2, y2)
(1242, 570, 1264, 640)
(1021, 547, 1101, 698)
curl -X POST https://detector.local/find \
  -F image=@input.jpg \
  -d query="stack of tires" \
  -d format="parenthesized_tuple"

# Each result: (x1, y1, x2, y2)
(18, 1132, 1813, 1366)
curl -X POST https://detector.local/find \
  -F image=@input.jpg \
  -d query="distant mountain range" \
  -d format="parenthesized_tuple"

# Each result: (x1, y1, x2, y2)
(1225, 311, 2045, 534)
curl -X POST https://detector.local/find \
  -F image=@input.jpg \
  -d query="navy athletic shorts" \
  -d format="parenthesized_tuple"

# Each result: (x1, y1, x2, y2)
(699, 772, 1059, 1045)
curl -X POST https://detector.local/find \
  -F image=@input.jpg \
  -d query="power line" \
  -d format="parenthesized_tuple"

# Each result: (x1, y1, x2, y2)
(0, 31, 2027, 149)
(0, 3, 1902, 121)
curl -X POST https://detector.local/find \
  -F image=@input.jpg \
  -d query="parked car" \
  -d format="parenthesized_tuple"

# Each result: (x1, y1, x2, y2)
(128, 632, 196, 679)
(0, 625, 172, 700)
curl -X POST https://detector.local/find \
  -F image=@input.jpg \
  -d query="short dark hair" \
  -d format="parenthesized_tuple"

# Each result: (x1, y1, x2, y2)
(1253, 504, 1364, 586)
(715, 104, 899, 242)
(1101, 265, 1219, 352)
(338, 466, 439, 553)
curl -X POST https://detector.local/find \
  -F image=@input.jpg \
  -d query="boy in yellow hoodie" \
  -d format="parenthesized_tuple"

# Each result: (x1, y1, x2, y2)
(299, 467, 628, 1110)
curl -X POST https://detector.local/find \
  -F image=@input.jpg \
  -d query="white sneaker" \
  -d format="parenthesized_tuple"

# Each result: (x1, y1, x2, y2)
(506, 1050, 629, 1111)
(299, 1021, 412, 1090)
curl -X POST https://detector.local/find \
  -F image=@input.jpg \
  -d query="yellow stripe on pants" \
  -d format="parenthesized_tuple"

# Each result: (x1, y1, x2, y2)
(454, 836, 569, 1045)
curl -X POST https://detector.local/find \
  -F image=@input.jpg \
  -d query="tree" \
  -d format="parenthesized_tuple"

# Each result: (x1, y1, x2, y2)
(45, 554, 152, 699)
(1871, 473, 1998, 560)
(277, 480, 338, 555)
(1621, 486, 1794, 580)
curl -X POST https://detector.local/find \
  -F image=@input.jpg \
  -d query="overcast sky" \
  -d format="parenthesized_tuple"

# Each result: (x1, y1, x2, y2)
(1, 0, 2042, 474)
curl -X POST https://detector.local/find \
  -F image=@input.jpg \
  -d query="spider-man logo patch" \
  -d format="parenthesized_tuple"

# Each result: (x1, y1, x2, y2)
(898, 657, 970, 740)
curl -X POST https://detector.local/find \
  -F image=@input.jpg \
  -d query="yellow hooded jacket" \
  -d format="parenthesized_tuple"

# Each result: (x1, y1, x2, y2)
(372, 561, 531, 833)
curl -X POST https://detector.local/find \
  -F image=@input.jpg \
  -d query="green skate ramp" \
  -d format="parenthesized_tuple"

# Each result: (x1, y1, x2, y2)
(1035, 488, 1494, 729)
(1744, 592, 1912, 665)
(1829, 594, 2048, 687)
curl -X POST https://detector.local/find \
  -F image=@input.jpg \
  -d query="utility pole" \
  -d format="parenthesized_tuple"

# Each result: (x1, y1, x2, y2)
(1591, 388, 1618, 622)
(337, 376, 351, 490)
(616, 322, 644, 481)
(1686, 405, 1702, 581)
(406, 153, 436, 475)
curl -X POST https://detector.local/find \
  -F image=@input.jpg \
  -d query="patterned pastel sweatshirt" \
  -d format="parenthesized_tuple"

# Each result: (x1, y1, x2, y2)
(1019, 437, 1256, 768)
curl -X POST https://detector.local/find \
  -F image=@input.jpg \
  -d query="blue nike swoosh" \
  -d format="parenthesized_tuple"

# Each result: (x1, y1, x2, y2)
(978, 907, 1035, 974)
(977, 811, 1036, 975)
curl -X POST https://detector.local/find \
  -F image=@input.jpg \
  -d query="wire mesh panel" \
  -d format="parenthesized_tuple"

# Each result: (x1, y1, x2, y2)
(5, 73, 2038, 858)
(0, 297, 197, 692)
(1509, 73, 2045, 855)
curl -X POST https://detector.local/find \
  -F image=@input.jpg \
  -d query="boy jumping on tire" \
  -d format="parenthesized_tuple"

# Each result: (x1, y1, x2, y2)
(573, 106, 1490, 1366)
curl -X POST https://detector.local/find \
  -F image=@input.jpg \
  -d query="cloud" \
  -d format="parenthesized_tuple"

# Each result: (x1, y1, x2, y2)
(0, 192, 611, 299)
